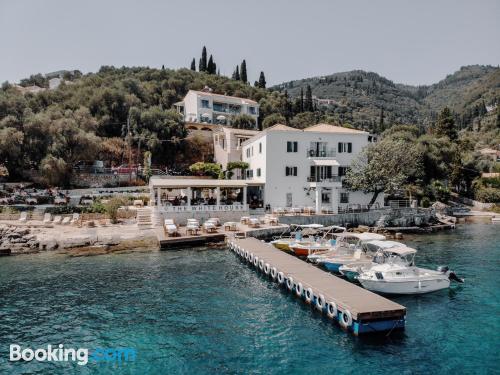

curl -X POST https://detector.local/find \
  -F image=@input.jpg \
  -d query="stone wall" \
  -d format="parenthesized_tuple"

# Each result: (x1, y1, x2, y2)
(70, 173, 134, 188)
(157, 209, 250, 226)
(278, 208, 434, 228)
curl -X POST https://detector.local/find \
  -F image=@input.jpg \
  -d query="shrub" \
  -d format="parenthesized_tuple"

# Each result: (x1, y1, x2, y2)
(189, 162, 221, 179)
(421, 197, 431, 208)
(474, 187, 500, 203)
(104, 197, 127, 223)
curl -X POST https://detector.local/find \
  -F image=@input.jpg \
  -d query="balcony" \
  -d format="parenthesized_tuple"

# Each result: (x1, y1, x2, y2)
(307, 176, 341, 183)
(306, 148, 336, 158)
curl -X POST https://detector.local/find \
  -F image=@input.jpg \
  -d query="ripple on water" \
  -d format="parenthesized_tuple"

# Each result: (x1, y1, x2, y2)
(0, 223, 499, 374)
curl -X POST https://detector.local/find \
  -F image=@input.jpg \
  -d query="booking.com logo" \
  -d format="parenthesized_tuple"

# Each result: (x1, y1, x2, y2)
(9, 344, 136, 366)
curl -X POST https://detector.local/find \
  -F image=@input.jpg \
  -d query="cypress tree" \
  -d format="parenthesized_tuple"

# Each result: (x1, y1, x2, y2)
(496, 107, 500, 129)
(161, 64, 165, 70)
(300, 88, 304, 112)
(200, 46, 207, 72)
(232, 66, 240, 80)
(258, 71, 266, 88)
(190, 58, 196, 71)
(207, 55, 214, 74)
(379, 107, 385, 133)
(240, 60, 247, 83)
(305, 85, 313, 111)
(435, 107, 457, 140)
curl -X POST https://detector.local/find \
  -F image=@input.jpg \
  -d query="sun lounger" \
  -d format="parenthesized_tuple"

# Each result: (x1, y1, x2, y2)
(18, 212, 28, 222)
(268, 216, 279, 226)
(186, 221, 200, 235)
(240, 216, 250, 224)
(52, 215, 62, 224)
(133, 199, 144, 207)
(43, 213, 52, 223)
(61, 216, 71, 225)
(70, 213, 80, 225)
(207, 218, 220, 226)
(248, 217, 260, 228)
(203, 221, 216, 233)
(164, 219, 178, 236)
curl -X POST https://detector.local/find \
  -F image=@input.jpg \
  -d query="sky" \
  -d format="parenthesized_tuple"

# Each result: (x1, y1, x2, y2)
(1, 0, 499, 86)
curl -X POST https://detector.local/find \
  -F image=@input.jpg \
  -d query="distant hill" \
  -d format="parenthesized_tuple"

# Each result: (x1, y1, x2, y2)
(272, 65, 499, 131)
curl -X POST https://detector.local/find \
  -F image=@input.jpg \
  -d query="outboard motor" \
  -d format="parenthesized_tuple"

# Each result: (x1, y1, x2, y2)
(448, 271, 465, 283)
(437, 266, 449, 273)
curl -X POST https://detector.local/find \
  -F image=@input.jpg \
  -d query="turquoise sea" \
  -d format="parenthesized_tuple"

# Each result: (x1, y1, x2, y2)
(0, 223, 499, 374)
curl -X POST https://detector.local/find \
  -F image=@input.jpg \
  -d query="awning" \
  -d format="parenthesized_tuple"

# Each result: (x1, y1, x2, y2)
(311, 160, 339, 166)
(201, 113, 211, 118)
(216, 115, 226, 120)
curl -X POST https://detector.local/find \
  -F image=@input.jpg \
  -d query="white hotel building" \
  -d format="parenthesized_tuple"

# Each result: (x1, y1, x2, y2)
(239, 123, 382, 213)
(174, 88, 259, 128)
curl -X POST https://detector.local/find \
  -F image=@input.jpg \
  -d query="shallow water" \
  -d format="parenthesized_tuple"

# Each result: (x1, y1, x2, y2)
(0, 223, 498, 374)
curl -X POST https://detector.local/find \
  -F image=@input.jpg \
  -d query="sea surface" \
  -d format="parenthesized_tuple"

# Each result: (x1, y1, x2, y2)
(0, 223, 499, 374)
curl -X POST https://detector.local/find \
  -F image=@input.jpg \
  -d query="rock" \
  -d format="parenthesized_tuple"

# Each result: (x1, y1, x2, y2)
(395, 232, 404, 240)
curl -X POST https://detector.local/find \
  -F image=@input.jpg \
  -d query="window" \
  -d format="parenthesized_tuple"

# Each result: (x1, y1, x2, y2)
(338, 166, 348, 176)
(287, 141, 298, 152)
(249, 106, 256, 115)
(257, 168, 261, 177)
(246, 148, 251, 158)
(251, 146, 254, 156)
(340, 192, 349, 204)
(259, 142, 262, 153)
(321, 192, 331, 203)
(285, 166, 298, 176)
(201, 99, 210, 108)
(246, 169, 254, 178)
(338, 142, 352, 153)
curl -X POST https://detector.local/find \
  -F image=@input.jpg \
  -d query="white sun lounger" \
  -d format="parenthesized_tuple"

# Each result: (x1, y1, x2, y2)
(164, 219, 178, 236)
(207, 218, 220, 226)
(52, 215, 62, 224)
(203, 221, 216, 233)
(19, 212, 28, 222)
(61, 216, 71, 225)
(43, 213, 52, 223)
(70, 213, 80, 225)
(248, 217, 260, 228)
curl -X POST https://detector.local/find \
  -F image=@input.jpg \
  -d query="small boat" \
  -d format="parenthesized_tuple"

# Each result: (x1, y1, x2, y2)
(338, 240, 410, 281)
(270, 224, 324, 252)
(492, 216, 500, 223)
(289, 226, 346, 257)
(316, 232, 386, 272)
(357, 247, 464, 295)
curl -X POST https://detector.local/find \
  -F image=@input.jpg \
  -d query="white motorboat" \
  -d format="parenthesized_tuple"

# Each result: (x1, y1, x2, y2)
(357, 247, 464, 294)
(315, 232, 386, 272)
(290, 226, 346, 257)
(270, 224, 324, 252)
(338, 240, 409, 280)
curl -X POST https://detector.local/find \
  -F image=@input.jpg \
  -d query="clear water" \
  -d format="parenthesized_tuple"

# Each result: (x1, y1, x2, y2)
(0, 223, 498, 374)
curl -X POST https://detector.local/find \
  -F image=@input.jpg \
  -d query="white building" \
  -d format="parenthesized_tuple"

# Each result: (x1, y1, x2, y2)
(213, 126, 260, 177)
(240, 123, 382, 213)
(174, 88, 259, 128)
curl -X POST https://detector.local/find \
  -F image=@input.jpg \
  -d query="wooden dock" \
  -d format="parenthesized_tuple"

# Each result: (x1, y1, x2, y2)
(157, 228, 226, 249)
(229, 237, 406, 335)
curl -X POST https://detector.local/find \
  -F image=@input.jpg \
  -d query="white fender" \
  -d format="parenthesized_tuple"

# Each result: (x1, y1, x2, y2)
(316, 294, 326, 311)
(253, 257, 259, 267)
(327, 301, 338, 319)
(258, 259, 265, 271)
(286, 276, 294, 291)
(340, 309, 353, 328)
(249, 253, 254, 263)
(305, 287, 314, 303)
(264, 263, 271, 275)
(295, 282, 304, 297)
(278, 272, 285, 284)
(270, 267, 278, 279)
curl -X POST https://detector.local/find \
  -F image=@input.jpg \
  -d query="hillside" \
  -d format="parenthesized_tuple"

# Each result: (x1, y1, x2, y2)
(272, 65, 499, 131)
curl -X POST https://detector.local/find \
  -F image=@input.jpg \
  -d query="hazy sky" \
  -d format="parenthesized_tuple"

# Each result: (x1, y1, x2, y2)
(1, 0, 499, 86)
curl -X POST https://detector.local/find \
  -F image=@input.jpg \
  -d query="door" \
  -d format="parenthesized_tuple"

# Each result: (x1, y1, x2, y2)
(286, 193, 293, 207)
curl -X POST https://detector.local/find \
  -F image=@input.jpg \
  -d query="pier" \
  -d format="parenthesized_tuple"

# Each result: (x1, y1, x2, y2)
(228, 237, 406, 335)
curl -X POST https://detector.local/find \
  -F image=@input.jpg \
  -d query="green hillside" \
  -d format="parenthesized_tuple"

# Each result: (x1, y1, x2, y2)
(272, 65, 499, 131)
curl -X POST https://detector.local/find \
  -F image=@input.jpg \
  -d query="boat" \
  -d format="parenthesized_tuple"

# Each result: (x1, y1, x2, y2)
(492, 216, 500, 223)
(338, 240, 410, 281)
(270, 224, 324, 252)
(289, 226, 346, 257)
(357, 247, 464, 294)
(316, 232, 386, 272)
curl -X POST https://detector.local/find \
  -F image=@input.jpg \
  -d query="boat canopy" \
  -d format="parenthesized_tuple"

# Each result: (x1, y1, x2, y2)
(384, 246, 417, 256)
(290, 223, 324, 229)
(365, 240, 406, 249)
(337, 232, 386, 241)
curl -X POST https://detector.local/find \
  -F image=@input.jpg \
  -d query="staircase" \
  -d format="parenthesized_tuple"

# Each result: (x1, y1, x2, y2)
(136, 207, 153, 228)
(375, 214, 389, 228)
(30, 208, 45, 221)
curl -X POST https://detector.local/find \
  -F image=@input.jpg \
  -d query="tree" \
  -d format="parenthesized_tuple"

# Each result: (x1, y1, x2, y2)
(345, 138, 423, 207)
(143, 151, 152, 181)
(226, 161, 249, 179)
(40, 155, 70, 187)
(231, 114, 256, 129)
(290, 112, 316, 129)
(189, 162, 222, 179)
(300, 88, 304, 112)
(190, 58, 196, 71)
(232, 66, 240, 81)
(305, 85, 313, 112)
(378, 107, 385, 133)
(262, 113, 286, 128)
(207, 55, 216, 74)
(104, 197, 127, 223)
(240, 60, 247, 83)
(199, 46, 207, 72)
(434, 107, 457, 140)
(258, 71, 266, 88)
(496, 107, 500, 129)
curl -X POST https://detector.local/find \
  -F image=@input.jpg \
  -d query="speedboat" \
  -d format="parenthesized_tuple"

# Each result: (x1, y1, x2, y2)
(357, 247, 464, 294)
(316, 232, 386, 272)
(290, 226, 346, 257)
(270, 224, 324, 252)
(339, 240, 408, 281)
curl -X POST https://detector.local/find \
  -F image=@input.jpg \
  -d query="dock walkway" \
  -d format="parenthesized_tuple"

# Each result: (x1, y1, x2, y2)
(229, 237, 406, 335)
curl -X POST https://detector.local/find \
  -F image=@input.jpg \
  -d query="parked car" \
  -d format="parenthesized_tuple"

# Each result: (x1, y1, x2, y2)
(25, 197, 38, 205)
(112, 164, 138, 174)
(54, 196, 67, 205)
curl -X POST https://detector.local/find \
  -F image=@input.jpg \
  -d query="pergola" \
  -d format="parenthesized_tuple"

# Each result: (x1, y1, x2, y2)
(149, 177, 249, 212)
